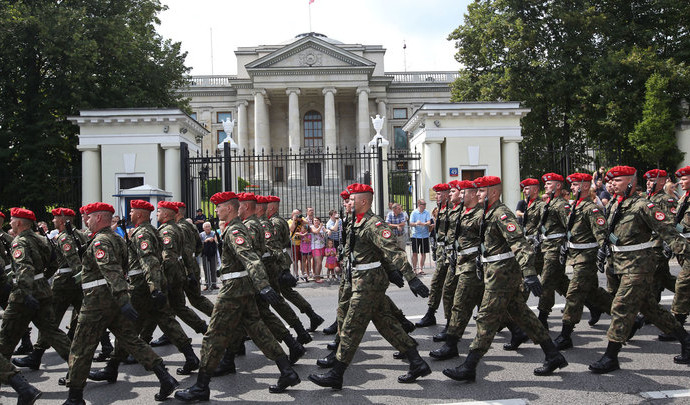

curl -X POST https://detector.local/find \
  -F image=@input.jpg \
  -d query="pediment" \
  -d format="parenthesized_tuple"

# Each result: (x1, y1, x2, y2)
(246, 36, 375, 70)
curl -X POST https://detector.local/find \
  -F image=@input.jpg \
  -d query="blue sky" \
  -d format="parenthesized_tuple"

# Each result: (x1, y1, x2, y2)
(157, 0, 473, 75)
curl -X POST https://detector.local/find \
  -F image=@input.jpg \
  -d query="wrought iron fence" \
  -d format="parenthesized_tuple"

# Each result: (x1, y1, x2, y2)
(387, 148, 421, 215)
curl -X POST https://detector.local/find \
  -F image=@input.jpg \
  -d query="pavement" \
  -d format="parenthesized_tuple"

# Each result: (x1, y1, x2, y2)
(2, 264, 690, 404)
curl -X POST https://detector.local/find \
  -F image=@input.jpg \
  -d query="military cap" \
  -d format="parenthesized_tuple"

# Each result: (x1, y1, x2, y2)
(83, 202, 115, 215)
(541, 173, 564, 182)
(79, 206, 86, 214)
(606, 166, 636, 179)
(10, 207, 36, 221)
(157, 200, 179, 213)
(0, 212, 4, 219)
(130, 200, 155, 211)
(566, 173, 593, 183)
(268, 195, 280, 203)
(51, 208, 63, 216)
(238, 192, 256, 202)
(210, 191, 238, 205)
(448, 180, 461, 189)
(675, 166, 690, 178)
(474, 176, 501, 187)
(348, 183, 374, 194)
(644, 169, 667, 179)
(340, 190, 350, 200)
(432, 183, 451, 192)
(458, 180, 476, 190)
(174, 201, 186, 209)
(520, 178, 539, 188)
(256, 195, 270, 204)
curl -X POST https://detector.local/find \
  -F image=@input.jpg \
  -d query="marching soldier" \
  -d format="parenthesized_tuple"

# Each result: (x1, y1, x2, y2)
(665, 167, 690, 339)
(0, 353, 41, 405)
(417, 183, 451, 328)
(589, 166, 690, 373)
(63, 202, 178, 404)
(309, 183, 431, 389)
(520, 178, 544, 273)
(443, 176, 568, 382)
(1, 212, 13, 308)
(553, 173, 613, 350)
(174, 191, 299, 401)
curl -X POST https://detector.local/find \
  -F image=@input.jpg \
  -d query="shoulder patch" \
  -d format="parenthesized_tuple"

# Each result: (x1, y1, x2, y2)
(671, 207, 677, 214)
(264, 231, 272, 239)
(655, 211, 666, 221)
(63, 243, 72, 252)
(137, 234, 144, 239)
(382, 229, 392, 239)
(647, 203, 655, 208)
(94, 241, 101, 247)
(596, 217, 605, 226)
(375, 221, 383, 227)
(163, 230, 168, 235)
(232, 229, 239, 235)
(235, 236, 245, 245)
(140, 241, 149, 250)
(163, 236, 171, 245)
(12, 243, 18, 248)
(565, 205, 571, 209)
(592, 208, 599, 213)
(61, 236, 67, 242)
(95, 249, 106, 259)
(13, 249, 22, 259)
(500, 214, 508, 220)
(506, 223, 516, 232)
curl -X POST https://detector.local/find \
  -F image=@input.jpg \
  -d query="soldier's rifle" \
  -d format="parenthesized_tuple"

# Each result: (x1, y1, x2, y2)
(0, 236, 15, 278)
(65, 220, 87, 259)
(597, 176, 635, 273)
(475, 196, 489, 280)
(676, 193, 689, 227)
(521, 196, 530, 233)
(531, 190, 556, 253)
(449, 199, 465, 270)
(37, 226, 58, 263)
(648, 175, 674, 259)
(118, 219, 132, 248)
(560, 188, 581, 265)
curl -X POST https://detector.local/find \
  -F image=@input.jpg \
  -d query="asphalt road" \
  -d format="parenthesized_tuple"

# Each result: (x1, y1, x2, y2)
(3, 264, 689, 404)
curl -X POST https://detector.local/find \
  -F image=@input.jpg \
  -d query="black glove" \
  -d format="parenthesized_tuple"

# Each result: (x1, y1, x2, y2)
(475, 255, 484, 281)
(279, 269, 298, 288)
(596, 246, 608, 273)
(23, 294, 40, 311)
(558, 244, 568, 265)
(151, 289, 167, 307)
(408, 277, 429, 298)
(120, 302, 139, 321)
(259, 286, 280, 306)
(187, 273, 198, 288)
(448, 252, 457, 269)
(388, 269, 405, 288)
(662, 241, 673, 260)
(523, 275, 542, 297)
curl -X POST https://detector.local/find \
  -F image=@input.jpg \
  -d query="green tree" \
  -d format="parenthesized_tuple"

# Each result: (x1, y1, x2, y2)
(0, 0, 189, 218)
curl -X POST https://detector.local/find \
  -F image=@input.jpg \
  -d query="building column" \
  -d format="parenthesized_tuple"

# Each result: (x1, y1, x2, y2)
(286, 88, 301, 152)
(161, 143, 181, 201)
(237, 100, 248, 152)
(78, 145, 101, 206)
(357, 87, 371, 150)
(376, 98, 387, 142)
(423, 140, 443, 210)
(253, 89, 270, 153)
(501, 139, 521, 214)
(323, 87, 337, 151)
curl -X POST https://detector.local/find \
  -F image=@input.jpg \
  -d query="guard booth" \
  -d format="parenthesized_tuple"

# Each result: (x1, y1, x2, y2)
(112, 184, 172, 227)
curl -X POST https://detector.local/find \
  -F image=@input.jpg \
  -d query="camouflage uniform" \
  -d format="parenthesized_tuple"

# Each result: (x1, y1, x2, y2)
(337, 211, 418, 365)
(0, 230, 13, 306)
(270, 214, 312, 313)
(0, 352, 19, 383)
(537, 196, 572, 316)
(469, 202, 550, 354)
(0, 230, 71, 361)
(66, 226, 163, 389)
(199, 217, 284, 375)
(441, 203, 464, 320)
(672, 191, 690, 316)
(648, 191, 678, 299)
(427, 204, 450, 313)
(523, 198, 545, 274)
(178, 218, 214, 316)
(605, 194, 689, 342)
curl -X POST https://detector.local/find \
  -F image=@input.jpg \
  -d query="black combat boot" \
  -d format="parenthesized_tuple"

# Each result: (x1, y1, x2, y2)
(534, 339, 568, 375)
(236, 340, 246, 356)
(433, 321, 449, 342)
(305, 308, 325, 332)
(14, 330, 33, 355)
(9, 373, 42, 405)
(150, 334, 172, 347)
(295, 323, 313, 345)
(58, 372, 69, 386)
(309, 359, 347, 390)
(195, 323, 208, 335)
(94, 331, 113, 362)
(63, 387, 85, 405)
(393, 351, 407, 360)
(660, 314, 687, 342)
(671, 326, 690, 364)
(537, 311, 549, 330)
(398, 347, 431, 383)
(12, 348, 45, 370)
(400, 317, 416, 334)
(121, 354, 137, 365)
(627, 314, 645, 341)
(430, 334, 459, 360)
(88, 358, 119, 383)
(269, 355, 300, 393)
(554, 322, 575, 350)
(503, 322, 529, 351)
(589, 340, 622, 374)
(442, 350, 482, 382)
(283, 334, 306, 364)
(586, 301, 602, 326)
(326, 337, 338, 351)
(152, 363, 180, 401)
(322, 320, 338, 335)
(212, 349, 236, 376)
(176, 344, 200, 375)
(416, 308, 436, 328)
(316, 350, 336, 368)
(174, 371, 211, 402)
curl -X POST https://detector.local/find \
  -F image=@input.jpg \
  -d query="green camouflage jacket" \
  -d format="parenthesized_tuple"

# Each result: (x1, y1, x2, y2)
(435, 203, 450, 256)
(9, 229, 54, 301)
(128, 222, 165, 293)
(259, 215, 280, 265)
(243, 214, 267, 258)
(456, 205, 483, 273)
(219, 216, 270, 297)
(178, 218, 202, 276)
(443, 203, 464, 264)
(158, 220, 185, 280)
(523, 198, 545, 236)
(269, 214, 292, 269)
(540, 196, 570, 251)
(81, 226, 130, 309)
(566, 198, 607, 265)
(53, 229, 86, 290)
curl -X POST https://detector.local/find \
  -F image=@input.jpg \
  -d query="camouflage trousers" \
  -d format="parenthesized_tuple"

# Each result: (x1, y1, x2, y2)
(183, 262, 214, 317)
(67, 302, 162, 389)
(280, 283, 312, 313)
(469, 286, 550, 355)
(672, 258, 690, 315)
(607, 273, 680, 343)
(336, 281, 407, 339)
(265, 261, 302, 330)
(114, 280, 192, 360)
(562, 258, 613, 325)
(0, 352, 18, 384)
(337, 290, 416, 365)
(606, 265, 619, 294)
(653, 250, 676, 302)
(447, 269, 484, 338)
(427, 257, 449, 312)
(0, 296, 71, 361)
(199, 289, 284, 374)
(442, 263, 460, 320)
(35, 286, 83, 350)
(256, 295, 291, 342)
(537, 250, 570, 314)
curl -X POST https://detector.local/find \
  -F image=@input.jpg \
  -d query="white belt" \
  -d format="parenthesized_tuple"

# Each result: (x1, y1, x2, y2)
(610, 241, 656, 253)
(437, 242, 445, 247)
(128, 269, 144, 277)
(262, 252, 271, 258)
(445, 245, 455, 251)
(542, 233, 566, 240)
(481, 252, 515, 263)
(178, 256, 183, 261)
(4, 264, 11, 271)
(566, 242, 599, 250)
(82, 279, 108, 290)
(282, 248, 288, 253)
(220, 271, 248, 280)
(681, 233, 690, 239)
(13, 273, 44, 283)
(354, 261, 381, 271)
(459, 246, 480, 255)
(57, 268, 72, 274)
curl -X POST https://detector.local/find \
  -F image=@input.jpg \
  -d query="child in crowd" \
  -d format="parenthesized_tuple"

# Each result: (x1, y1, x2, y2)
(299, 223, 312, 282)
(311, 217, 326, 283)
(324, 239, 338, 281)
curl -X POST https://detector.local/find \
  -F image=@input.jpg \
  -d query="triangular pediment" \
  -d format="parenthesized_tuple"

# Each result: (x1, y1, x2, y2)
(246, 36, 375, 70)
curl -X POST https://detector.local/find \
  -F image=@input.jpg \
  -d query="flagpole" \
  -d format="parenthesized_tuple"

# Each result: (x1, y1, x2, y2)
(309, 2, 312, 32)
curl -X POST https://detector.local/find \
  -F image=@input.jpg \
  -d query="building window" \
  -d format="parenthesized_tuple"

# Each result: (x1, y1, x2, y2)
(217, 111, 232, 123)
(394, 127, 408, 149)
(344, 165, 355, 181)
(304, 110, 323, 148)
(217, 130, 227, 143)
(274, 167, 285, 183)
(190, 112, 197, 121)
(393, 108, 408, 119)
(462, 169, 485, 181)
(307, 162, 322, 186)
(119, 176, 144, 190)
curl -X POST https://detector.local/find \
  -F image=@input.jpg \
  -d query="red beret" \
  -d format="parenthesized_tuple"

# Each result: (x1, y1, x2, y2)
(348, 183, 374, 194)
(473, 176, 501, 188)
(541, 173, 564, 183)
(566, 173, 593, 183)
(130, 200, 154, 211)
(458, 180, 476, 190)
(606, 166, 636, 179)
(63, 208, 76, 217)
(79, 206, 87, 214)
(520, 178, 539, 188)
(83, 202, 115, 215)
(10, 208, 36, 221)
(157, 201, 179, 213)
(448, 180, 460, 189)
(676, 166, 690, 178)
(256, 195, 269, 204)
(644, 169, 667, 179)
(238, 192, 256, 202)
(174, 202, 186, 209)
(210, 191, 238, 205)
(268, 195, 280, 203)
(432, 183, 451, 192)
(51, 208, 62, 216)
(340, 190, 350, 200)
(0, 212, 5, 219)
